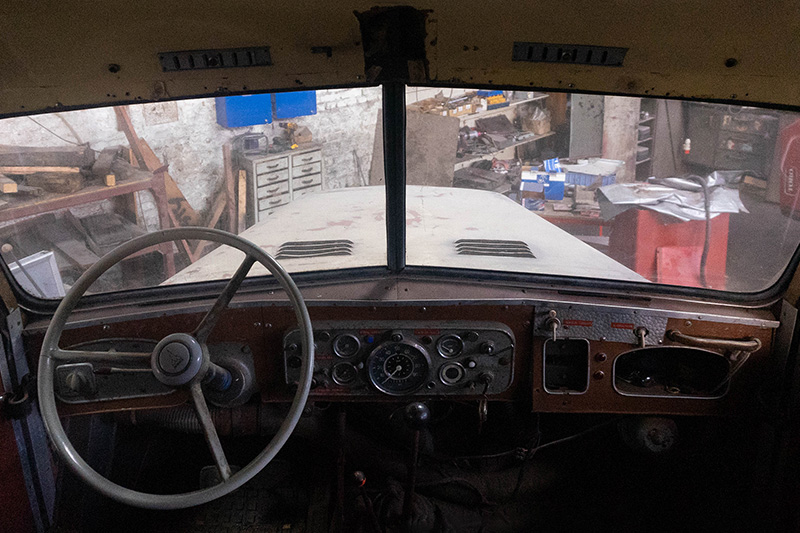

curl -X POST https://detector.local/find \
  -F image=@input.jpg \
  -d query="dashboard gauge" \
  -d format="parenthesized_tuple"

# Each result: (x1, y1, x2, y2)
(366, 340, 431, 395)
(333, 334, 361, 358)
(436, 334, 464, 358)
(331, 362, 358, 385)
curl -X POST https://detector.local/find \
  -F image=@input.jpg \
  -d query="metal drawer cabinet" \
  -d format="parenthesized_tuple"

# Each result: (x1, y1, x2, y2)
(237, 143, 324, 224)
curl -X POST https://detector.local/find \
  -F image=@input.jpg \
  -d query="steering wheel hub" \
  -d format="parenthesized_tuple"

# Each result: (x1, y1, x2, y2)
(152, 333, 205, 386)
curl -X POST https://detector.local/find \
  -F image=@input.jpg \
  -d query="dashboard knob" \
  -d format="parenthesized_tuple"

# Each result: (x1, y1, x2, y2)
(391, 333, 404, 342)
(403, 402, 431, 429)
(478, 372, 494, 385)
(480, 341, 495, 355)
(465, 359, 477, 369)
(64, 371, 88, 394)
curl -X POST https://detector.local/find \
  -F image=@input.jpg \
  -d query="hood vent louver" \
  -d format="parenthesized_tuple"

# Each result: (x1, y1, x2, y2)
(275, 239, 354, 259)
(455, 239, 534, 258)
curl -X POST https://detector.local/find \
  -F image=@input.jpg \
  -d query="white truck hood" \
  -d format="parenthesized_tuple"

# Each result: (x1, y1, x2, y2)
(166, 186, 645, 284)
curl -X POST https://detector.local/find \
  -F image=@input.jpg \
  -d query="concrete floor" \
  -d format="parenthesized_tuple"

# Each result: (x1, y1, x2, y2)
(726, 192, 800, 293)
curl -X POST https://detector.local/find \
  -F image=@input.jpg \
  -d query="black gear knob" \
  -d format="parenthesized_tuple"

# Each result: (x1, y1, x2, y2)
(403, 402, 431, 430)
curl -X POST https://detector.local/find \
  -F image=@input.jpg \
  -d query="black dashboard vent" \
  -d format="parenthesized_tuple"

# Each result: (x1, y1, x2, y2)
(512, 42, 627, 67)
(159, 47, 272, 72)
(455, 239, 534, 258)
(276, 240, 354, 259)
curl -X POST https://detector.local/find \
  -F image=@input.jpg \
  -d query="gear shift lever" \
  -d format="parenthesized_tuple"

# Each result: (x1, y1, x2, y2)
(402, 402, 430, 529)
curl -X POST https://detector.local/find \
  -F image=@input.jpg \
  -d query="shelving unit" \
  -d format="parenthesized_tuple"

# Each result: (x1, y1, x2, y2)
(455, 93, 553, 171)
(635, 101, 658, 180)
(455, 131, 555, 170)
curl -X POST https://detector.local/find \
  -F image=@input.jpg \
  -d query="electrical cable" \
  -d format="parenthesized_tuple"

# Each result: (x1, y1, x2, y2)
(26, 116, 85, 147)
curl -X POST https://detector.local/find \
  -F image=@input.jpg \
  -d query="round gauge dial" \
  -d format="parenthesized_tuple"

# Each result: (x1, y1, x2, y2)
(436, 334, 464, 358)
(333, 334, 361, 358)
(331, 363, 358, 385)
(366, 340, 431, 395)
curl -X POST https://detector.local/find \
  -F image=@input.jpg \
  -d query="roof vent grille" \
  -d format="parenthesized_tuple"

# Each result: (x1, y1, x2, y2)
(159, 47, 272, 72)
(455, 239, 534, 258)
(512, 42, 627, 67)
(275, 240, 354, 259)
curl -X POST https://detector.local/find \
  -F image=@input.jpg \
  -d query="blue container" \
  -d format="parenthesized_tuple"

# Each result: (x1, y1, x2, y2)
(274, 91, 317, 119)
(215, 95, 272, 127)
(541, 173, 565, 201)
(477, 90, 503, 97)
(565, 171, 617, 187)
(562, 159, 622, 187)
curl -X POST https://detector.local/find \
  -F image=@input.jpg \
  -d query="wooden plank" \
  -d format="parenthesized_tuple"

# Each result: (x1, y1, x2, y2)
(237, 169, 246, 232)
(26, 172, 84, 194)
(0, 166, 80, 174)
(223, 144, 236, 233)
(0, 175, 17, 194)
(15, 185, 43, 196)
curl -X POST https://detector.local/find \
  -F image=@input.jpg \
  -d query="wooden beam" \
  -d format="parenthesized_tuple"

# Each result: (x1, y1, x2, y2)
(112, 107, 201, 228)
(138, 141, 201, 227)
(0, 144, 95, 167)
(0, 175, 17, 194)
(237, 169, 247, 233)
(223, 144, 236, 233)
(0, 166, 80, 174)
(114, 107, 147, 169)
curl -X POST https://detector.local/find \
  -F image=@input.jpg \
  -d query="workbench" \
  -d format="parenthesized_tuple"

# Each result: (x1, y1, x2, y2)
(536, 202, 610, 236)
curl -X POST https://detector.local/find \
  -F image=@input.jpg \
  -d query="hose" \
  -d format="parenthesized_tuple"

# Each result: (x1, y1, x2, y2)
(684, 174, 712, 288)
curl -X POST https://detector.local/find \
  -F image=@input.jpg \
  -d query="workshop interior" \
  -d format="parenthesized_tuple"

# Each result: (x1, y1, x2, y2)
(1, 2, 800, 532)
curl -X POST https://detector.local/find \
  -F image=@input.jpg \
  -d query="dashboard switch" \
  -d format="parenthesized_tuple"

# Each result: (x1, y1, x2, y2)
(545, 310, 561, 342)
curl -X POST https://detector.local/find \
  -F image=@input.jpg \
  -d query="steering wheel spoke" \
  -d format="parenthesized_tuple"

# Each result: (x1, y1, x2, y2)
(52, 347, 152, 365)
(193, 254, 257, 344)
(190, 381, 231, 481)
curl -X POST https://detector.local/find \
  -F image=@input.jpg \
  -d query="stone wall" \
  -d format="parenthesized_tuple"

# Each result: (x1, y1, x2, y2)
(0, 87, 382, 226)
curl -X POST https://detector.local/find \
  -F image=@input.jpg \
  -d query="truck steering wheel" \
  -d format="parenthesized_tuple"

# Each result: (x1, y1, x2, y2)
(37, 228, 314, 509)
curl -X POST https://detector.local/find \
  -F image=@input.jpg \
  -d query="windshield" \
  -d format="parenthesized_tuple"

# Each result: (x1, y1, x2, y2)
(405, 86, 800, 293)
(0, 88, 385, 297)
(3, 84, 800, 298)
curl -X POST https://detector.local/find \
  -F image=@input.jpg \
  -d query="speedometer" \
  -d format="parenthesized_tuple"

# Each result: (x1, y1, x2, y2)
(366, 338, 431, 395)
